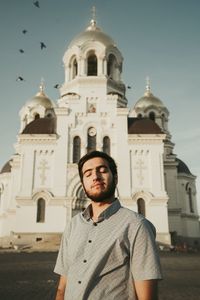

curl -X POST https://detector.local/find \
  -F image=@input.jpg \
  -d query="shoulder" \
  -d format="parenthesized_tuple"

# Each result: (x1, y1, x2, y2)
(119, 206, 156, 236)
(119, 206, 144, 223)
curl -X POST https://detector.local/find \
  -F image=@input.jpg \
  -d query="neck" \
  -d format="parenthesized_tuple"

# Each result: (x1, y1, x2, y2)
(91, 196, 115, 222)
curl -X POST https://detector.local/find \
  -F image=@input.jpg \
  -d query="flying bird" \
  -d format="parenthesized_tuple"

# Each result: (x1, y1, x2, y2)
(40, 42, 47, 49)
(54, 84, 60, 89)
(19, 49, 25, 53)
(22, 30, 27, 34)
(127, 85, 132, 89)
(16, 76, 25, 81)
(33, 1, 40, 8)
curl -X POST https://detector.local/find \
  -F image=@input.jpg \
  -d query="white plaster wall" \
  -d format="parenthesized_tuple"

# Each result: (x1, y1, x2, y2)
(15, 205, 66, 233)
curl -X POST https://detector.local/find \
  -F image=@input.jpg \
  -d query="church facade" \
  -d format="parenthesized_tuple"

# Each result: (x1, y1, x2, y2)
(0, 16, 199, 248)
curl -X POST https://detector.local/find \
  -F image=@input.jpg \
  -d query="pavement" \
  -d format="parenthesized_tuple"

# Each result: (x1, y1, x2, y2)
(0, 250, 199, 300)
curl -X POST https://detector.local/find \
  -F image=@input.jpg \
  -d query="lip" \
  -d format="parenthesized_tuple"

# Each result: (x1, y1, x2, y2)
(92, 183, 105, 188)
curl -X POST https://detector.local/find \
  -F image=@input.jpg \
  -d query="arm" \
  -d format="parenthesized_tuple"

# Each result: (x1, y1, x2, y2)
(134, 279, 158, 300)
(55, 275, 67, 300)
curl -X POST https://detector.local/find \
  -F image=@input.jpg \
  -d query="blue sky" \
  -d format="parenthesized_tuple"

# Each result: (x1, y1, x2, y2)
(0, 0, 200, 210)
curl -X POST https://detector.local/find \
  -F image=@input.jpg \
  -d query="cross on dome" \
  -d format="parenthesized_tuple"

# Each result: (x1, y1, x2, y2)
(39, 77, 45, 93)
(144, 76, 152, 96)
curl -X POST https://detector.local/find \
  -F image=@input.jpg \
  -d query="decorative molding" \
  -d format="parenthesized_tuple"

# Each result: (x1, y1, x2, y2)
(18, 134, 58, 144)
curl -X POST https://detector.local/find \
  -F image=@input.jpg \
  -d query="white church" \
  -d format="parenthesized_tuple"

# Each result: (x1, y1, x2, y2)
(0, 14, 199, 249)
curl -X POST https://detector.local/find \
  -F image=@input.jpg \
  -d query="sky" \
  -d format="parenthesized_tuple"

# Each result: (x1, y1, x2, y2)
(0, 0, 200, 211)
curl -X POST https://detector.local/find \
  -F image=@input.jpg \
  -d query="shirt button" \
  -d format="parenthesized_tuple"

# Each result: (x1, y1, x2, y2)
(83, 259, 87, 263)
(88, 240, 92, 243)
(78, 281, 81, 284)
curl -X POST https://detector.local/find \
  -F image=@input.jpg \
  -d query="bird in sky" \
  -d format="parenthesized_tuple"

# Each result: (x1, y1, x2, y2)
(19, 49, 25, 54)
(40, 42, 47, 50)
(22, 30, 27, 34)
(54, 84, 60, 89)
(127, 85, 132, 89)
(33, 1, 40, 8)
(16, 76, 25, 82)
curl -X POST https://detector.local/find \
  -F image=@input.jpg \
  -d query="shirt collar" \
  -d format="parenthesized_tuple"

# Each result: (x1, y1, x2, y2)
(82, 198, 121, 222)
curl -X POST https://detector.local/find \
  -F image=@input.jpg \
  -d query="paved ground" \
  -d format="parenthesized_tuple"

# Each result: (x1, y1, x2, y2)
(0, 251, 199, 300)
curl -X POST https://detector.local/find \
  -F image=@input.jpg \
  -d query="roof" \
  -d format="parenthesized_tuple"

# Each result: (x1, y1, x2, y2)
(128, 118, 163, 134)
(25, 83, 55, 110)
(68, 19, 115, 48)
(0, 160, 12, 174)
(134, 91, 165, 110)
(176, 158, 192, 175)
(22, 117, 56, 134)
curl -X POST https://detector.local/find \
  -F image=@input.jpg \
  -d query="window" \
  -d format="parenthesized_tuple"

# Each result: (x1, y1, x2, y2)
(73, 136, 81, 163)
(87, 127, 96, 153)
(87, 54, 97, 76)
(103, 136, 110, 155)
(34, 113, 40, 120)
(149, 112, 155, 121)
(107, 54, 117, 80)
(36, 198, 45, 223)
(137, 198, 145, 216)
(72, 58, 78, 79)
(188, 187, 194, 213)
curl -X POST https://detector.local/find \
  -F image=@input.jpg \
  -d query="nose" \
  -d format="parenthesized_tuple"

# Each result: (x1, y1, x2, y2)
(92, 169, 101, 181)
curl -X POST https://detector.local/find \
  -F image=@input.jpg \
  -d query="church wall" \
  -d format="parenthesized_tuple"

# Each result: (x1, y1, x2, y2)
(51, 109, 69, 196)
(19, 146, 35, 197)
(114, 108, 131, 197)
(15, 203, 66, 233)
(164, 166, 179, 209)
(168, 214, 182, 236)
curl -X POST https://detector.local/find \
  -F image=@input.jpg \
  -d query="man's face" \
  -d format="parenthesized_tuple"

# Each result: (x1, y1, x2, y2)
(82, 157, 117, 202)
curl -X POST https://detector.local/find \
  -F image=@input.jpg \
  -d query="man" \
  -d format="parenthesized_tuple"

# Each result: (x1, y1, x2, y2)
(54, 151, 162, 300)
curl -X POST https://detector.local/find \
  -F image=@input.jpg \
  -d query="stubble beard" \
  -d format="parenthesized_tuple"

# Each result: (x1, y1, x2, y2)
(84, 179, 116, 203)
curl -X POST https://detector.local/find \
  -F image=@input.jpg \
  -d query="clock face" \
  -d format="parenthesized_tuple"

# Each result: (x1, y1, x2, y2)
(88, 127, 96, 136)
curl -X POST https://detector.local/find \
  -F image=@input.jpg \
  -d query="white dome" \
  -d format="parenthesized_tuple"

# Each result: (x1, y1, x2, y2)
(26, 84, 54, 109)
(68, 19, 115, 48)
(135, 91, 165, 109)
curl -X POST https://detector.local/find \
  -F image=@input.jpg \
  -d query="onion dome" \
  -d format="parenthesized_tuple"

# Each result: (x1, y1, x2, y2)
(68, 9, 115, 48)
(134, 78, 165, 110)
(0, 160, 12, 174)
(128, 118, 163, 134)
(26, 81, 54, 110)
(176, 158, 192, 175)
(22, 117, 56, 134)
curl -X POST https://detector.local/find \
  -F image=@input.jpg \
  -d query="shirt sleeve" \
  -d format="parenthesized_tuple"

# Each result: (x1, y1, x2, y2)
(54, 224, 70, 276)
(130, 218, 163, 281)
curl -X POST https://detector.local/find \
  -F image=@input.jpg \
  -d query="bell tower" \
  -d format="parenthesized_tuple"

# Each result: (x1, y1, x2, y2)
(59, 8, 127, 108)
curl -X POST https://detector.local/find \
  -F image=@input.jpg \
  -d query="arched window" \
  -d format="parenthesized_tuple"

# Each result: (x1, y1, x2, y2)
(107, 54, 118, 80)
(161, 113, 165, 129)
(36, 198, 45, 223)
(137, 198, 145, 216)
(73, 136, 81, 163)
(34, 113, 40, 120)
(188, 187, 194, 213)
(87, 54, 97, 76)
(87, 127, 96, 153)
(46, 113, 52, 118)
(72, 58, 78, 79)
(149, 112, 155, 121)
(137, 114, 142, 119)
(103, 136, 110, 155)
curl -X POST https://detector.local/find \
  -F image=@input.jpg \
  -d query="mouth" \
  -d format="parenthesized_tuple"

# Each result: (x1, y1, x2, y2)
(92, 183, 105, 189)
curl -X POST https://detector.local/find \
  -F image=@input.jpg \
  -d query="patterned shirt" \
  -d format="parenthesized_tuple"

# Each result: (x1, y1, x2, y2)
(54, 199, 162, 300)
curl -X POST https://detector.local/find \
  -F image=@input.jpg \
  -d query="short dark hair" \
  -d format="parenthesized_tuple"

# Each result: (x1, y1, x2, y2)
(78, 151, 118, 181)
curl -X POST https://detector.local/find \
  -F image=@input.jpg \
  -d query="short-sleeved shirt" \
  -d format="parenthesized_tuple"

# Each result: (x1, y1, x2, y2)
(54, 199, 162, 300)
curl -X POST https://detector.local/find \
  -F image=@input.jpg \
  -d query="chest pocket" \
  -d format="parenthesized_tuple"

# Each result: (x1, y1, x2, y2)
(98, 238, 129, 277)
